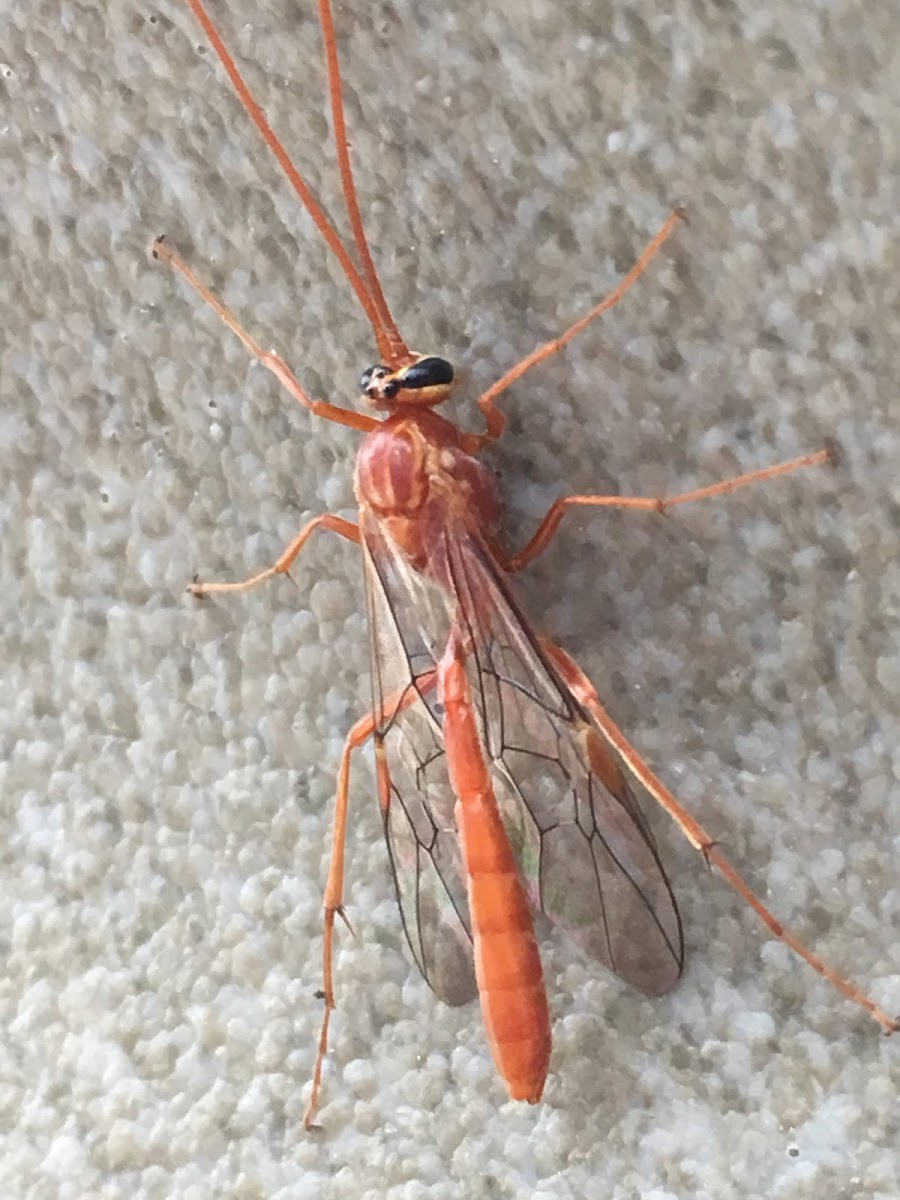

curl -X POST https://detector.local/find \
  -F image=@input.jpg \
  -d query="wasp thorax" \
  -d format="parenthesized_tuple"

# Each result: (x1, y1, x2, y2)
(359, 355, 455, 409)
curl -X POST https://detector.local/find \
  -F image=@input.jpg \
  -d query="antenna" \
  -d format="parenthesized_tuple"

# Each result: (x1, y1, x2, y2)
(183, 0, 412, 367)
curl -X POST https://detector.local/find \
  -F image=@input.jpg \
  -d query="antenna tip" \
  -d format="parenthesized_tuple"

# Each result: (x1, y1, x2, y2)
(822, 436, 843, 469)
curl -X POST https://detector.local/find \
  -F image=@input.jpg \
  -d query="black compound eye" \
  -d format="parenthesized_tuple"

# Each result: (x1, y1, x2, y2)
(398, 356, 454, 390)
(359, 356, 454, 406)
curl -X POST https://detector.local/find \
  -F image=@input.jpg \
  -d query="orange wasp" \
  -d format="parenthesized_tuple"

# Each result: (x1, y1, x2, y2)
(156, 0, 898, 1128)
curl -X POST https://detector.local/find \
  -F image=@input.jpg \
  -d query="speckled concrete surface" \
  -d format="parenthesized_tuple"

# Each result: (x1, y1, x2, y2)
(2, 1, 899, 1196)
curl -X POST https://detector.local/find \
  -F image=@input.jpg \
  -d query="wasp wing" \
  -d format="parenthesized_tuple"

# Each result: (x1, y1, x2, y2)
(361, 516, 477, 1007)
(361, 507, 683, 1002)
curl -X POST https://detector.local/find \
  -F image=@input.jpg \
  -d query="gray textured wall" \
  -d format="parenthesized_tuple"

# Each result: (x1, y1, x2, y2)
(3, 1, 898, 1195)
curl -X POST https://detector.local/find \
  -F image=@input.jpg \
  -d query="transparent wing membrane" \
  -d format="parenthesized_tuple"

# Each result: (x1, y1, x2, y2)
(379, 697, 478, 1006)
(361, 510, 684, 1004)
